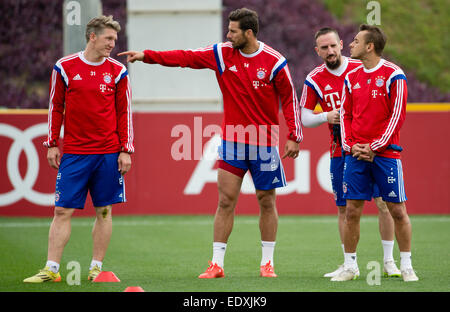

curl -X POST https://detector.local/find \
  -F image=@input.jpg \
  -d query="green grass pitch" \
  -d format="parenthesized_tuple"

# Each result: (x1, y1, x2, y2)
(0, 215, 448, 292)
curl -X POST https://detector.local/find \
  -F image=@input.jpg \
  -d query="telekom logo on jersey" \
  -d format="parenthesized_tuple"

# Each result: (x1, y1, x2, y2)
(324, 92, 341, 109)
(170, 117, 333, 195)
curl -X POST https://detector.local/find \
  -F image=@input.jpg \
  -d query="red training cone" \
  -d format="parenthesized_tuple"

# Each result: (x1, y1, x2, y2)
(124, 286, 145, 292)
(93, 271, 121, 282)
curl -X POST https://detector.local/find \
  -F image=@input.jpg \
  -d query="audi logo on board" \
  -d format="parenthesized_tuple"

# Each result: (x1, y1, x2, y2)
(0, 123, 59, 206)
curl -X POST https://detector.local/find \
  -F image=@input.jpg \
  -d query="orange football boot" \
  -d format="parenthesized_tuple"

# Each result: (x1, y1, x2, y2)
(260, 260, 277, 277)
(198, 261, 225, 279)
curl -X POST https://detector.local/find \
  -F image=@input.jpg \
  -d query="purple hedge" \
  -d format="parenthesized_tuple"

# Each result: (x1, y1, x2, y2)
(0, 0, 126, 108)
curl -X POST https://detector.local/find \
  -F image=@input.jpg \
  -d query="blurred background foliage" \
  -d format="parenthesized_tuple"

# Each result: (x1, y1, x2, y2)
(0, 0, 126, 109)
(322, 0, 449, 94)
(0, 0, 448, 109)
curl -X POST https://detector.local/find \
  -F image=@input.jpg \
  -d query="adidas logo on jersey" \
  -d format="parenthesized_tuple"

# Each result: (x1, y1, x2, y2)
(229, 65, 238, 72)
(353, 82, 361, 89)
(272, 177, 280, 184)
(325, 84, 332, 91)
(73, 74, 82, 80)
(388, 191, 397, 198)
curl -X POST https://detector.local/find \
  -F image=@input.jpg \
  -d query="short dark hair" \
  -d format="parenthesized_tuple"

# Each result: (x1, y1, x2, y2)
(314, 27, 340, 41)
(228, 8, 259, 36)
(359, 24, 386, 56)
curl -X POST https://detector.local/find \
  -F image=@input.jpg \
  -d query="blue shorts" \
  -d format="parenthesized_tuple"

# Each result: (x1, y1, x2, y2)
(342, 155, 407, 203)
(218, 140, 287, 190)
(55, 153, 126, 209)
(330, 156, 380, 206)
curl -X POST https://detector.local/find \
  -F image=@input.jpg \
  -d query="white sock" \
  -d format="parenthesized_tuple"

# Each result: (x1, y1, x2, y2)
(381, 240, 395, 262)
(90, 260, 103, 271)
(261, 241, 276, 266)
(46, 260, 60, 274)
(400, 252, 412, 270)
(341, 244, 345, 261)
(344, 252, 358, 269)
(212, 242, 227, 268)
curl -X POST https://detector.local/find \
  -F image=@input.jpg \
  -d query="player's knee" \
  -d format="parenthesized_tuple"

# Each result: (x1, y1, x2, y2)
(256, 192, 275, 211)
(391, 211, 409, 224)
(388, 203, 409, 224)
(53, 206, 73, 219)
(95, 206, 111, 219)
(218, 194, 236, 211)
(345, 207, 361, 224)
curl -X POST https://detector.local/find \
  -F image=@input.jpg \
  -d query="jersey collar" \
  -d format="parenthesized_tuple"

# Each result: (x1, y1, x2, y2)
(363, 58, 384, 73)
(79, 51, 106, 66)
(239, 41, 264, 58)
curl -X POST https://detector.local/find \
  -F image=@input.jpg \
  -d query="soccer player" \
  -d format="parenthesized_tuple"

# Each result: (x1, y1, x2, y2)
(118, 8, 302, 278)
(332, 24, 418, 282)
(299, 28, 401, 278)
(23, 15, 134, 283)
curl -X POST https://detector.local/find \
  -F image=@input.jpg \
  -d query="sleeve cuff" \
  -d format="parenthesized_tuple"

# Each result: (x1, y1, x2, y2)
(43, 140, 58, 148)
(287, 133, 302, 143)
(143, 50, 153, 64)
(121, 146, 134, 154)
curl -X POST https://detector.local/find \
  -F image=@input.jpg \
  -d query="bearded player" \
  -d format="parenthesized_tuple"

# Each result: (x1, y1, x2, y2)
(299, 27, 401, 279)
(119, 8, 302, 278)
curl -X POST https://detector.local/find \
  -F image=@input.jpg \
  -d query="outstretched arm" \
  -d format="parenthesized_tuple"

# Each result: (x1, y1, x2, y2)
(117, 51, 144, 63)
(118, 46, 217, 70)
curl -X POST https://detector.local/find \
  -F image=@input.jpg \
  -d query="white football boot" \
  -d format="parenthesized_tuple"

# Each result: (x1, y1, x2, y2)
(401, 268, 419, 282)
(330, 266, 360, 281)
(383, 260, 401, 277)
(323, 264, 344, 277)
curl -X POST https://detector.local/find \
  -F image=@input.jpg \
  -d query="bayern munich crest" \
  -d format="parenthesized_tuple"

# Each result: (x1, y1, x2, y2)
(103, 73, 112, 84)
(256, 68, 267, 80)
(375, 76, 385, 87)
